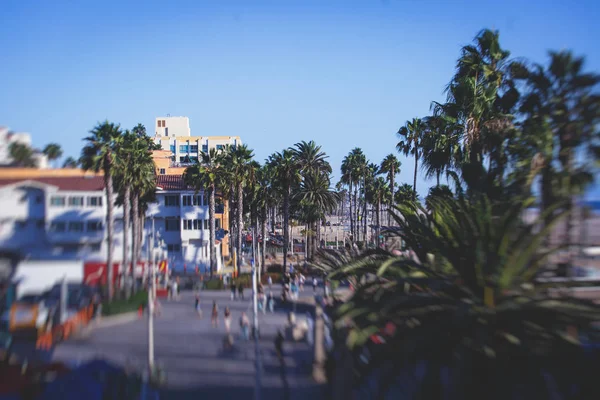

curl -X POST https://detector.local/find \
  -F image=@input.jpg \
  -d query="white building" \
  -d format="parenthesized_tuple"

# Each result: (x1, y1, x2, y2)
(152, 116, 242, 166)
(0, 173, 221, 273)
(0, 127, 49, 168)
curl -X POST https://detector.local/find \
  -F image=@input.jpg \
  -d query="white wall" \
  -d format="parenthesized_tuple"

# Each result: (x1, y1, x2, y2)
(155, 116, 190, 138)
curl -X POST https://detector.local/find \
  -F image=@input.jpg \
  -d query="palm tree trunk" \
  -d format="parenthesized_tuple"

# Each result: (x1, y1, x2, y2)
(283, 186, 290, 272)
(354, 188, 359, 242)
(436, 170, 440, 187)
(104, 164, 115, 300)
(363, 177, 367, 244)
(388, 170, 394, 227)
(261, 204, 267, 270)
(237, 182, 244, 270)
(413, 149, 419, 199)
(138, 213, 145, 262)
(131, 191, 139, 296)
(348, 182, 354, 239)
(122, 184, 130, 298)
(209, 186, 216, 278)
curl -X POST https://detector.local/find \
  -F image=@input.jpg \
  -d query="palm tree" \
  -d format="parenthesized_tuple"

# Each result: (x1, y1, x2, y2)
(397, 117, 425, 198)
(184, 148, 224, 277)
(380, 154, 401, 225)
(341, 148, 367, 242)
(268, 149, 301, 271)
(43, 143, 63, 168)
(366, 176, 389, 247)
(517, 51, 600, 251)
(224, 144, 255, 269)
(80, 121, 122, 300)
(9, 142, 37, 167)
(394, 183, 418, 205)
(425, 184, 453, 210)
(62, 156, 78, 168)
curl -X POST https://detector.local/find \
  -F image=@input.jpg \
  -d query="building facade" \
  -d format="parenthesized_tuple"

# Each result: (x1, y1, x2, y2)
(0, 169, 224, 273)
(152, 116, 241, 168)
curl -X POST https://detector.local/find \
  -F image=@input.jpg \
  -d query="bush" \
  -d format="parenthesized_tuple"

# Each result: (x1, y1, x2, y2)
(204, 279, 225, 290)
(267, 264, 283, 273)
(261, 272, 282, 285)
(102, 290, 148, 316)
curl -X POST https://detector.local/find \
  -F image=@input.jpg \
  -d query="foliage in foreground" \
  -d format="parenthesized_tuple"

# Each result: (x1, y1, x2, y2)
(315, 195, 600, 399)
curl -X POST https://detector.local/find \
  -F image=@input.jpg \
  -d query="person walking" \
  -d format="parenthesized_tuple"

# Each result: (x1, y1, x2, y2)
(240, 312, 250, 340)
(267, 291, 275, 313)
(172, 279, 179, 302)
(267, 275, 273, 290)
(230, 280, 237, 300)
(299, 274, 305, 292)
(211, 301, 219, 328)
(238, 282, 244, 301)
(312, 277, 318, 292)
(195, 294, 202, 318)
(275, 330, 284, 362)
(224, 306, 232, 333)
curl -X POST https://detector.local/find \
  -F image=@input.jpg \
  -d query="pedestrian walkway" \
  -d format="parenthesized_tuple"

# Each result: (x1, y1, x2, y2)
(51, 287, 325, 399)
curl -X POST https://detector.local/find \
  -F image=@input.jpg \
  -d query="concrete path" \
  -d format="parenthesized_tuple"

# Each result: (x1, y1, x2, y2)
(51, 284, 327, 399)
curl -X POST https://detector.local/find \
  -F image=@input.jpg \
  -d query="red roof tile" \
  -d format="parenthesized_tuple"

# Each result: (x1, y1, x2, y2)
(0, 176, 105, 191)
(156, 175, 192, 191)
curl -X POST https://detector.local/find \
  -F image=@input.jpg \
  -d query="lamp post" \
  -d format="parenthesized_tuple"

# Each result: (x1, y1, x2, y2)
(251, 227, 262, 400)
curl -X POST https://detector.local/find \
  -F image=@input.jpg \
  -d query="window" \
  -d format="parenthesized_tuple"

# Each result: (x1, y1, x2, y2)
(216, 218, 221, 229)
(202, 145, 208, 152)
(203, 219, 209, 230)
(91, 243, 101, 252)
(159, 168, 166, 175)
(193, 219, 200, 230)
(192, 194, 203, 206)
(68, 222, 84, 232)
(179, 145, 189, 153)
(50, 221, 66, 232)
(165, 195, 179, 206)
(35, 195, 43, 204)
(167, 244, 181, 253)
(68, 196, 84, 207)
(182, 219, 192, 230)
(87, 196, 103, 207)
(182, 195, 192, 206)
(190, 145, 198, 153)
(170, 145, 175, 153)
(87, 220, 103, 231)
(162, 120, 166, 127)
(50, 196, 66, 206)
(157, 120, 161, 127)
(165, 219, 180, 231)
(36, 220, 45, 229)
(216, 144, 224, 150)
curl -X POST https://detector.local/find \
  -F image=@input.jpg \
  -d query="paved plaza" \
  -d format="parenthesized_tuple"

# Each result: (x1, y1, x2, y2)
(51, 284, 326, 399)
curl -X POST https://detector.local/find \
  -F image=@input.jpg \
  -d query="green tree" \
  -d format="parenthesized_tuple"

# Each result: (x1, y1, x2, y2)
(184, 148, 225, 277)
(394, 183, 419, 205)
(42, 143, 63, 168)
(268, 149, 301, 271)
(366, 176, 389, 247)
(380, 154, 401, 226)
(397, 118, 425, 198)
(62, 156, 78, 168)
(80, 121, 122, 300)
(9, 142, 37, 167)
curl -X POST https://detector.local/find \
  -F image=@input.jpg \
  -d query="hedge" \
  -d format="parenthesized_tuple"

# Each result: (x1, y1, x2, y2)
(202, 272, 283, 291)
(102, 290, 148, 316)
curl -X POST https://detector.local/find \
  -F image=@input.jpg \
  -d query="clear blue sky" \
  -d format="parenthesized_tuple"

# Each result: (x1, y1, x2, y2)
(1, 0, 599, 197)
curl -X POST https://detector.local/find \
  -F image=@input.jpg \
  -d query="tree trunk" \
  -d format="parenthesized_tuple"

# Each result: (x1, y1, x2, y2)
(271, 206, 276, 234)
(104, 162, 114, 300)
(283, 186, 290, 272)
(376, 197, 381, 247)
(122, 184, 130, 298)
(436, 170, 440, 187)
(388, 168, 394, 226)
(348, 182, 354, 239)
(413, 149, 419, 199)
(131, 191, 139, 296)
(363, 177, 367, 244)
(209, 185, 216, 277)
(354, 187, 359, 242)
(138, 213, 145, 262)
(237, 181, 244, 270)
(229, 186, 236, 261)
(261, 204, 267, 271)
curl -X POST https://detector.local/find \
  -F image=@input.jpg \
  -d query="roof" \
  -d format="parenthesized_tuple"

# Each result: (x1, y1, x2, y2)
(156, 175, 192, 191)
(0, 176, 105, 191)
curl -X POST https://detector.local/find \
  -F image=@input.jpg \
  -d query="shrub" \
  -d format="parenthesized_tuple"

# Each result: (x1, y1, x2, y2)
(102, 290, 148, 316)
(267, 264, 283, 273)
(203, 279, 225, 290)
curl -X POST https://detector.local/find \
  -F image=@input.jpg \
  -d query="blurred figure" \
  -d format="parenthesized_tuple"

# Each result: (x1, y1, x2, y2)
(224, 306, 231, 333)
(240, 312, 250, 340)
(195, 294, 202, 318)
(238, 283, 244, 300)
(312, 277, 318, 292)
(267, 292, 275, 313)
(275, 330, 284, 361)
(230, 280, 236, 300)
(211, 301, 219, 328)
(268, 275, 273, 290)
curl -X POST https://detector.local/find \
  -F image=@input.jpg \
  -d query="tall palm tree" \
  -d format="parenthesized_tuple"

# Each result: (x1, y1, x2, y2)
(517, 51, 600, 251)
(224, 144, 255, 269)
(397, 117, 425, 198)
(380, 154, 401, 226)
(62, 156, 78, 168)
(80, 121, 122, 300)
(394, 183, 419, 205)
(268, 149, 301, 271)
(184, 148, 224, 277)
(9, 142, 37, 167)
(43, 143, 63, 168)
(366, 176, 389, 247)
